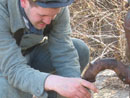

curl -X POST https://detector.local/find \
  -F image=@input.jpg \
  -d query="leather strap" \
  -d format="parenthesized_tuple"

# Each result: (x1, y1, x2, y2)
(14, 29, 24, 45)
(14, 23, 52, 46)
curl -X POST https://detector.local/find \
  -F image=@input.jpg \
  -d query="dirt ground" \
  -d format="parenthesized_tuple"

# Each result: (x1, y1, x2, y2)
(92, 70, 129, 98)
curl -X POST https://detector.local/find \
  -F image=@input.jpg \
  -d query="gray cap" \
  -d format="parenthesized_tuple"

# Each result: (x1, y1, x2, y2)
(33, 0, 74, 8)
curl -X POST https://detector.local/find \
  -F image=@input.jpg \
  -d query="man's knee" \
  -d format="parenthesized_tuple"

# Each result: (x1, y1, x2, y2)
(72, 38, 89, 71)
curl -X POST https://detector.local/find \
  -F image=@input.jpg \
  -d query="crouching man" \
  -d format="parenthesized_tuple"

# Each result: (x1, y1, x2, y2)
(0, 0, 98, 98)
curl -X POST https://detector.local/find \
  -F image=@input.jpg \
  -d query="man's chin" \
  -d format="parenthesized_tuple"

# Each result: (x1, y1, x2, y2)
(35, 25, 46, 30)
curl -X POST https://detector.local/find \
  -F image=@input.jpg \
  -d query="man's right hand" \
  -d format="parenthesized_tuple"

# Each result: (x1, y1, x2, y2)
(45, 75, 98, 98)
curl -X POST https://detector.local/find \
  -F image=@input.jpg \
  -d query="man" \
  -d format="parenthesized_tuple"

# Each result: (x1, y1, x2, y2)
(0, 0, 98, 98)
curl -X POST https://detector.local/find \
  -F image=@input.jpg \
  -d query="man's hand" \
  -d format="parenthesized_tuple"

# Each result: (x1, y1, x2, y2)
(45, 75, 98, 98)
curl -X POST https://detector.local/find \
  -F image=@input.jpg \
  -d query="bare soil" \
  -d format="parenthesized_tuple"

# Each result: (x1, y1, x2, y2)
(92, 70, 129, 98)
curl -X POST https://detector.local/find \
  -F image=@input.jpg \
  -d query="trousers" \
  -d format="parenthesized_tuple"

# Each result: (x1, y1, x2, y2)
(0, 38, 89, 98)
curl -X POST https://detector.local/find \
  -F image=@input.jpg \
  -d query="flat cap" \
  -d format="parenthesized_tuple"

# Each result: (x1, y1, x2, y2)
(33, 0, 74, 8)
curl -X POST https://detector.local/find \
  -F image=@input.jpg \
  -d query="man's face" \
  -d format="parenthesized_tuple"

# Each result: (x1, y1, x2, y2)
(21, 0, 61, 30)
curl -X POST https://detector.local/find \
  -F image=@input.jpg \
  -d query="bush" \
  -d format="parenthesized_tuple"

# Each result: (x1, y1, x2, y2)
(70, 0, 129, 63)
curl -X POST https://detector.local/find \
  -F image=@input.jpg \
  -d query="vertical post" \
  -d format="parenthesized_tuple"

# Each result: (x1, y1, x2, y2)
(124, 10, 130, 61)
(124, 1, 130, 97)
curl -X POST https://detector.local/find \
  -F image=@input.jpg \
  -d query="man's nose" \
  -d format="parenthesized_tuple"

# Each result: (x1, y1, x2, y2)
(43, 17, 52, 25)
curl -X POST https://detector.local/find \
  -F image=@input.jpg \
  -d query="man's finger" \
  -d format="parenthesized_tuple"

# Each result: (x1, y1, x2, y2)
(80, 79, 98, 93)
(75, 91, 87, 98)
(79, 86, 91, 98)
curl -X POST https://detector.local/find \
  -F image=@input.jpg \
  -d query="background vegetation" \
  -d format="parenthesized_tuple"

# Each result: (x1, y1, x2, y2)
(70, 0, 129, 64)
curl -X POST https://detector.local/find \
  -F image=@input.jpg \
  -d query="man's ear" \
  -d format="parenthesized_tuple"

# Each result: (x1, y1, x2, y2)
(20, 0, 28, 8)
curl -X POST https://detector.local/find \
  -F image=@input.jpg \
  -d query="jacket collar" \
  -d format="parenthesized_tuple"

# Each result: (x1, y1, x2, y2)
(8, 0, 25, 33)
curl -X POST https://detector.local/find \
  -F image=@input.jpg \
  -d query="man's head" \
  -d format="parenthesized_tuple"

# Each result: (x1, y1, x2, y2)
(20, 0, 74, 30)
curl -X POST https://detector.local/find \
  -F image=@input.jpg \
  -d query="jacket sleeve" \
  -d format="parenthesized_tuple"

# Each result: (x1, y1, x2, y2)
(0, 3, 49, 97)
(48, 7, 81, 77)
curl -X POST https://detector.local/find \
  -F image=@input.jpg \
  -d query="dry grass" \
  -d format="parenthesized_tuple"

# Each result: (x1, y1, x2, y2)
(69, 0, 129, 64)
